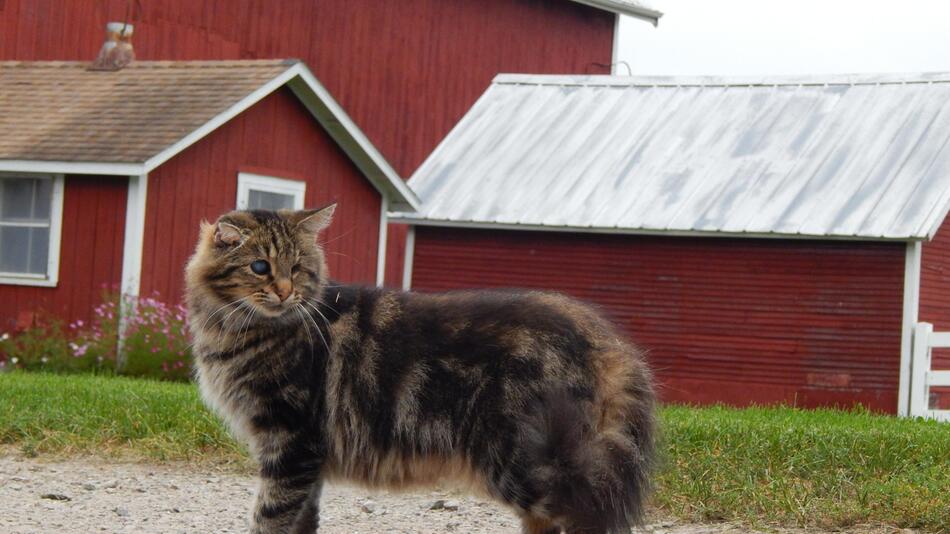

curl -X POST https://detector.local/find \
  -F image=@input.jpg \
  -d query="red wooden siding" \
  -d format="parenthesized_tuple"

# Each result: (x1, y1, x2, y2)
(411, 227, 907, 412)
(0, 0, 615, 286)
(0, 175, 126, 329)
(141, 88, 381, 302)
(919, 215, 950, 408)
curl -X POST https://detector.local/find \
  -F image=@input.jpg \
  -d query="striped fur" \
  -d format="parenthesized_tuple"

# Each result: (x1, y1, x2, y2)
(185, 208, 656, 534)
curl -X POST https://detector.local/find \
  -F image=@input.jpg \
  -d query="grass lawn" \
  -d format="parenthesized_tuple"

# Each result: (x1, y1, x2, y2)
(1, 372, 948, 531)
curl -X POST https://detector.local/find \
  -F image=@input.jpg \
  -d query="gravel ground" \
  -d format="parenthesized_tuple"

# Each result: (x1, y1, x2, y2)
(0, 455, 914, 534)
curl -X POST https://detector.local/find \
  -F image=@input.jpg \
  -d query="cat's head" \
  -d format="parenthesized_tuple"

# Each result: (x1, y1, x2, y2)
(185, 205, 335, 324)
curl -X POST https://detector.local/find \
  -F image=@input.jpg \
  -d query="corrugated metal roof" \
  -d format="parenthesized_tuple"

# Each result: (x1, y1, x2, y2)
(395, 72, 950, 240)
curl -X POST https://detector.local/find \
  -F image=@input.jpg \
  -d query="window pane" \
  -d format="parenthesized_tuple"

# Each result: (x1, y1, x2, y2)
(28, 227, 50, 275)
(33, 178, 53, 220)
(0, 226, 30, 273)
(248, 189, 295, 210)
(1, 178, 36, 221)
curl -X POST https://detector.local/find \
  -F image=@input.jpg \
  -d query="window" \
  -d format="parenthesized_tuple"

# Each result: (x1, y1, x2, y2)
(237, 173, 306, 211)
(0, 174, 64, 286)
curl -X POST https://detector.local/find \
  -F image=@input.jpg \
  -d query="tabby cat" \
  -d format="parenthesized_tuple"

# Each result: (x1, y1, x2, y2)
(185, 206, 656, 534)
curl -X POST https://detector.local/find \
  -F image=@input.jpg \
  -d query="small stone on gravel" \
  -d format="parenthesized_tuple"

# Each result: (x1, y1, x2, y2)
(114, 507, 130, 517)
(429, 499, 445, 510)
(442, 500, 460, 511)
(82, 482, 96, 490)
(360, 499, 377, 513)
(41, 493, 71, 501)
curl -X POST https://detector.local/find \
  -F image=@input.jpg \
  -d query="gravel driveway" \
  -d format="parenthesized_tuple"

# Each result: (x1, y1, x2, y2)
(0, 455, 912, 534)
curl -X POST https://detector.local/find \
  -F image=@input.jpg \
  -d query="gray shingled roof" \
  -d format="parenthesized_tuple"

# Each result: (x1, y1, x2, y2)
(0, 60, 291, 163)
(394, 73, 950, 240)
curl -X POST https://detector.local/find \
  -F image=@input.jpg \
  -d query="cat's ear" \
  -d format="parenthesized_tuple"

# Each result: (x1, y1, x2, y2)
(214, 222, 245, 247)
(289, 204, 336, 236)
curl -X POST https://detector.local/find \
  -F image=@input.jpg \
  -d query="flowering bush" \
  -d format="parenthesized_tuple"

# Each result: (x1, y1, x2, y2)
(0, 318, 106, 374)
(116, 295, 191, 381)
(0, 291, 192, 382)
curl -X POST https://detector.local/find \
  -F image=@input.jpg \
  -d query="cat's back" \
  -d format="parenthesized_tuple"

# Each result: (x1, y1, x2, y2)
(322, 283, 636, 365)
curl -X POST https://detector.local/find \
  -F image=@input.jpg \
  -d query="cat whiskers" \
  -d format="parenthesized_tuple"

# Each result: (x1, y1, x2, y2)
(296, 300, 331, 356)
(235, 297, 259, 352)
(304, 297, 337, 324)
(292, 305, 315, 354)
(186, 296, 249, 352)
(197, 296, 246, 333)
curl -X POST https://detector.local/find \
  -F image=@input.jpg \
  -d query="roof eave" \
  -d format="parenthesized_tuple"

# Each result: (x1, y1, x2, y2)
(570, 0, 663, 25)
(387, 214, 928, 242)
(286, 64, 420, 211)
(0, 160, 145, 176)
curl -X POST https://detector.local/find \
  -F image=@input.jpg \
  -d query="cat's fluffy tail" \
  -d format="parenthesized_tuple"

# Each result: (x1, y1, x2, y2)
(522, 383, 655, 533)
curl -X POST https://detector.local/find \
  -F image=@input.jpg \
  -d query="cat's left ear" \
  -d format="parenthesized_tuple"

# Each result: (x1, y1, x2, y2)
(289, 204, 336, 235)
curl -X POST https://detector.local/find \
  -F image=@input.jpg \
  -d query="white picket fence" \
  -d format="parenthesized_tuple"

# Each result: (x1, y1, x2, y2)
(910, 322, 950, 421)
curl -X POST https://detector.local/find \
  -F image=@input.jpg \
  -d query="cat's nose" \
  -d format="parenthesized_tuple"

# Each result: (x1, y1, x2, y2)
(274, 279, 293, 302)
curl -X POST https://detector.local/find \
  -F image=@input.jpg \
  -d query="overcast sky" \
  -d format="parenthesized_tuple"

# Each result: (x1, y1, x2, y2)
(617, 0, 950, 76)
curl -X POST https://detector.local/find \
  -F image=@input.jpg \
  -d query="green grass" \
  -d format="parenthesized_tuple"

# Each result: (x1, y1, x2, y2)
(655, 405, 950, 531)
(0, 372, 243, 464)
(1, 372, 949, 531)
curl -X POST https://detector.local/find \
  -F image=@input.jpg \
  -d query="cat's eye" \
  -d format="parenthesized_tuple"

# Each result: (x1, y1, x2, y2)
(250, 260, 270, 275)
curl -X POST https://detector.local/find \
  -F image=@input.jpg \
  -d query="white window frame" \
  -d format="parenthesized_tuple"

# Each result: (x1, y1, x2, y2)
(236, 172, 306, 210)
(0, 173, 65, 287)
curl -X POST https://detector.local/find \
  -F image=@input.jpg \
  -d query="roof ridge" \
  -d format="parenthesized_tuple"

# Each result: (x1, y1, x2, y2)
(493, 72, 950, 88)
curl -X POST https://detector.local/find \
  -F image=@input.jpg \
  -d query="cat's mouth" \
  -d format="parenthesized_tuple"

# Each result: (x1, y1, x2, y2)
(250, 292, 304, 319)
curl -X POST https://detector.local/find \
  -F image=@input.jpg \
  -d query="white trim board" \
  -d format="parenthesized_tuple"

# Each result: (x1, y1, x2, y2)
(376, 196, 389, 287)
(402, 225, 415, 291)
(899, 241, 922, 417)
(120, 174, 149, 299)
(237, 172, 306, 210)
(0, 173, 64, 287)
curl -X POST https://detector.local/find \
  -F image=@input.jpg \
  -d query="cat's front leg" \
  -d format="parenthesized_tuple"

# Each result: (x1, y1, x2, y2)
(250, 442, 323, 534)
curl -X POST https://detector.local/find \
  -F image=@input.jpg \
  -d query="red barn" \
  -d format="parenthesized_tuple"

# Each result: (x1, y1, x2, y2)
(392, 73, 950, 415)
(0, 0, 662, 288)
(0, 59, 417, 327)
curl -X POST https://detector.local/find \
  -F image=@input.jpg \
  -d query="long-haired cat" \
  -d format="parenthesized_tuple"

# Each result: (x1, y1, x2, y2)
(185, 206, 655, 534)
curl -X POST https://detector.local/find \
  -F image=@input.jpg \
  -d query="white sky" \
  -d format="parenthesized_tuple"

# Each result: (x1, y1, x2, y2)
(617, 0, 950, 76)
